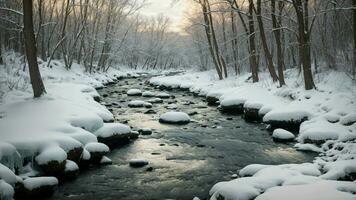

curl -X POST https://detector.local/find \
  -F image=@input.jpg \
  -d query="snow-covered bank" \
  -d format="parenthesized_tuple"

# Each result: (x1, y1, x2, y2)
(150, 69, 356, 199)
(0, 54, 149, 199)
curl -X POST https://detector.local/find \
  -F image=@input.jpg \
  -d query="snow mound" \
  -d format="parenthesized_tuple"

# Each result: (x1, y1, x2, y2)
(35, 146, 67, 165)
(65, 160, 79, 172)
(127, 89, 142, 96)
(142, 91, 155, 97)
(156, 92, 170, 98)
(255, 180, 356, 200)
(0, 164, 17, 185)
(272, 129, 295, 141)
(0, 179, 14, 200)
(320, 160, 356, 180)
(23, 177, 58, 191)
(159, 112, 190, 124)
(85, 143, 109, 153)
(94, 123, 132, 138)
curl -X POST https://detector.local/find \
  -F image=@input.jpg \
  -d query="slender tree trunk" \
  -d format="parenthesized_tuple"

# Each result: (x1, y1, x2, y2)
(23, 0, 46, 98)
(353, 0, 356, 79)
(293, 0, 315, 90)
(199, 0, 223, 80)
(0, 32, 3, 65)
(230, 8, 240, 75)
(271, 0, 286, 86)
(248, 0, 259, 82)
(255, 0, 279, 82)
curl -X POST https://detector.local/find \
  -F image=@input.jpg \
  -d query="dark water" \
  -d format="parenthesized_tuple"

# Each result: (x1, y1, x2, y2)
(52, 77, 315, 200)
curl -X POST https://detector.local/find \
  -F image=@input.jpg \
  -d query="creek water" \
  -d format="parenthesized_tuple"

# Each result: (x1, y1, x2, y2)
(52, 76, 315, 200)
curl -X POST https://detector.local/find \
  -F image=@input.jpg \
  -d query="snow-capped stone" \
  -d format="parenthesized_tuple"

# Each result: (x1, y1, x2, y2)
(0, 179, 14, 200)
(23, 177, 58, 191)
(128, 100, 146, 108)
(147, 98, 163, 104)
(156, 92, 170, 99)
(140, 128, 152, 135)
(127, 89, 142, 96)
(94, 123, 131, 138)
(100, 156, 112, 165)
(272, 129, 295, 142)
(0, 164, 17, 185)
(35, 146, 67, 165)
(159, 112, 190, 124)
(142, 91, 155, 97)
(85, 142, 109, 153)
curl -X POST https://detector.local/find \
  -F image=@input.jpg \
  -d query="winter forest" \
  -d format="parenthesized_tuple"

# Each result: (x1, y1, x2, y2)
(0, 0, 356, 199)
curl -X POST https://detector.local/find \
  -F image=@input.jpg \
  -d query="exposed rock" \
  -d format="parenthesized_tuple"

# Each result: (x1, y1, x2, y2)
(206, 96, 219, 106)
(243, 107, 263, 122)
(66, 147, 83, 164)
(129, 159, 149, 168)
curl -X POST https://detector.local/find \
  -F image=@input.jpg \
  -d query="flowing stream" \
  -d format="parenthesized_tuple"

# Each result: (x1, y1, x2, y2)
(52, 76, 315, 200)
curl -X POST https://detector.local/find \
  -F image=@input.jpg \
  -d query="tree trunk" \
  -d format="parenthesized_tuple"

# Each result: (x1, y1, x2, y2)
(353, 0, 356, 79)
(248, 0, 259, 82)
(23, 0, 46, 98)
(230, 8, 240, 75)
(255, 0, 279, 82)
(293, 0, 315, 90)
(271, 0, 286, 86)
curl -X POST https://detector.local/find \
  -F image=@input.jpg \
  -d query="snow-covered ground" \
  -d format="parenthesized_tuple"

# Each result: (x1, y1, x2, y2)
(150, 69, 356, 199)
(0, 53, 155, 198)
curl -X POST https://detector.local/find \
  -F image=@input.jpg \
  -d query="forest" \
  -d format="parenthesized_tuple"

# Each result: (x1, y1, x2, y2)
(0, 0, 356, 200)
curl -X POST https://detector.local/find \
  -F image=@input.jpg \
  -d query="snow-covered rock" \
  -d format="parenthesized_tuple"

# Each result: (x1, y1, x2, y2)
(128, 100, 146, 108)
(94, 123, 131, 138)
(0, 179, 14, 200)
(156, 92, 171, 99)
(0, 164, 17, 186)
(147, 98, 163, 104)
(142, 91, 155, 97)
(320, 160, 356, 181)
(272, 129, 295, 142)
(127, 89, 142, 96)
(159, 112, 190, 124)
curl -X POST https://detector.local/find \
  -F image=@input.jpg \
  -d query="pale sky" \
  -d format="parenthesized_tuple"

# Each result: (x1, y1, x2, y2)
(140, 0, 190, 33)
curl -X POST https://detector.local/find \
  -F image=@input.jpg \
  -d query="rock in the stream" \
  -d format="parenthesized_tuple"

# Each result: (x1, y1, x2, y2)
(15, 177, 58, 200)
(63, 160, 79, 180)
(263, 110, 311, 132)
(127, 89, 142, 96)
(85, 143, 110, 165)
(94, 123, 136, 148)
(244, 107, 263, 122)
(66, 147, 83, 164)
(147, 98, 163, 104)
(35, 146, 67, 176)
(128, 100, 146, 108)
(100, 156, 112, 165)
(144, 109, 157, 114)
(129, 159, 149, 168)
(220, 99, 244, 114)
(206, 95, 219, 106)
(142, 91, 155, 97)
(159, 112, 190, 124)
(156, 92, 171, 99)
(139, 128, 153, 135)
(272, 129, 295, 142)
(144, 102, 153, 108)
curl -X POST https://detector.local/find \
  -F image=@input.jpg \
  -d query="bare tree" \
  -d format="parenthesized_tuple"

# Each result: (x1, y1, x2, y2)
(23, 0, 46, 97)
(292, 0, 315, 90)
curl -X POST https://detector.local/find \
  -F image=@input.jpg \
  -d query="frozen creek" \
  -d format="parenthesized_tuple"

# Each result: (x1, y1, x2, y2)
(52, 76, 315, 200)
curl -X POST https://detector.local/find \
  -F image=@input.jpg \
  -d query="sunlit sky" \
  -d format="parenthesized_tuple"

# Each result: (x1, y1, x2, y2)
(140, 0, 190, 33)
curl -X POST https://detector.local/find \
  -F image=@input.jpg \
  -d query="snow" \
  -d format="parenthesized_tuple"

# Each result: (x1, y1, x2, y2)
(94, 123, 132, 138)
(127, 89, 142, 96)
(65, 160, 79, 172)
(85, 143, 109, 153)
(272, 129, 295, 140)
(156, 92, 170, 98)
(23, 177, 58, 190)
(128, 100, 146, 107)
(35, 146, 67, 165)
(255, 180, 356, 200)
(0, 179, 14, 200)
(142, 91, 155, 97)
(100, 156, 112, 165)
(320, 160, 356, 180)
(159, 112, 190, 124)
(0, 164, 17, 185)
